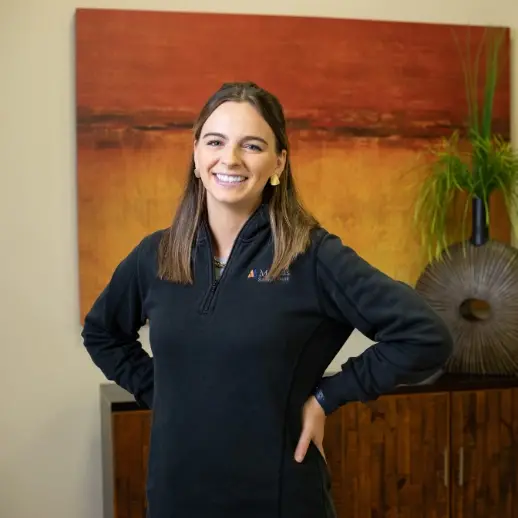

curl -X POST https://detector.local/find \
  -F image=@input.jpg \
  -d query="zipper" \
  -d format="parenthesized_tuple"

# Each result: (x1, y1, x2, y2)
(199, 236, 233, 315)
(198, 204, 263, 315)
(200, 280, 219, 314)
(199, 239, 218, 314)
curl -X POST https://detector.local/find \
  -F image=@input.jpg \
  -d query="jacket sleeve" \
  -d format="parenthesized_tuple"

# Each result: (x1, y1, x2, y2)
(313, 232, 453, 415)
(81, 238, 154, 409)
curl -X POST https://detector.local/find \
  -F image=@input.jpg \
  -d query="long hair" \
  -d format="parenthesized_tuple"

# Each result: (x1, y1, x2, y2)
(158, 81, 318, 283)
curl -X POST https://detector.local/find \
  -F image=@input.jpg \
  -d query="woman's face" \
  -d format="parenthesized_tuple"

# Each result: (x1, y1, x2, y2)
(193, 101, 286, 212)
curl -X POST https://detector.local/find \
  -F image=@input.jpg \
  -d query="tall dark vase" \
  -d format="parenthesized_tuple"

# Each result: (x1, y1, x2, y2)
(414, 195, 518, 376)
(471, 197, 489, 246)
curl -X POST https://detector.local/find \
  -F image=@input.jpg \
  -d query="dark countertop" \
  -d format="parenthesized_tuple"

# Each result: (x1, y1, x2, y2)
(100, 373, 518, 412)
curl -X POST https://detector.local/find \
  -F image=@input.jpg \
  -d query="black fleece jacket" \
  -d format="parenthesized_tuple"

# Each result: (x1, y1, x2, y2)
(82, 204, 452, 518)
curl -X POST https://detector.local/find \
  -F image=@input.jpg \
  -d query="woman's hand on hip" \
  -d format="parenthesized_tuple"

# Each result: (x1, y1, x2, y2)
(294, 395, 326, 463)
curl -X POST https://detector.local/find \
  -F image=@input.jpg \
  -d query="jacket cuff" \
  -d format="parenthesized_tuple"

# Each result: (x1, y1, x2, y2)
(313, 377, 344, 415)
(313, 361, 360, 415)
(313, 386, 335, 416)
(135, 387, 154, 409)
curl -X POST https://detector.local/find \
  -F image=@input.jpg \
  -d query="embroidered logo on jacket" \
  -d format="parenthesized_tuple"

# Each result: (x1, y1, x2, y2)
(247, 268, 290, 283)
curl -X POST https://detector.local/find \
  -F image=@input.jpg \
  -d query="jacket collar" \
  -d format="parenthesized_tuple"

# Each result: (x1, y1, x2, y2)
(196, 203, 270, 244)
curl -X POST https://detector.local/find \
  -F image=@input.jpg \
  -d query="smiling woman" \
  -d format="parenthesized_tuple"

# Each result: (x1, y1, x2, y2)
(81, 81, 453, 518)
(159, 82, 317, 285)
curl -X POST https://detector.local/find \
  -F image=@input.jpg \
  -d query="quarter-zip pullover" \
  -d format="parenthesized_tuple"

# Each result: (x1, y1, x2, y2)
(82, 204, 452, 518)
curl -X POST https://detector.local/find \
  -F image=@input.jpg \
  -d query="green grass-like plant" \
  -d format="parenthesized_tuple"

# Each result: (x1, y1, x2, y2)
(414, 27, 518, 261)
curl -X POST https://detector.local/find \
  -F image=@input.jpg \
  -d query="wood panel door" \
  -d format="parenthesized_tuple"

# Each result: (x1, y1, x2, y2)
(451, 388, 518, 518)
(323, 392, 450, 518)
(112, 410, 152, 518)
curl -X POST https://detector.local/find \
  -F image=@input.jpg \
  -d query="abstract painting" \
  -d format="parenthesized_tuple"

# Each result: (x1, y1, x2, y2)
(75, 9, 511, 322)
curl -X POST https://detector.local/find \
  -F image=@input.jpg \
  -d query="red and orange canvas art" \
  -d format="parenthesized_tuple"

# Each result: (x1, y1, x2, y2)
(75, 9, 511, 322)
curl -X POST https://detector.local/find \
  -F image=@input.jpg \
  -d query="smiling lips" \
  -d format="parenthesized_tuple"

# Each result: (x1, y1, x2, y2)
(214, 173, 247, 185)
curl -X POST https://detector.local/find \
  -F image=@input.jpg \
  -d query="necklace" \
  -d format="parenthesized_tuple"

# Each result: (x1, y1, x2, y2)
(213, 258, 227, 268)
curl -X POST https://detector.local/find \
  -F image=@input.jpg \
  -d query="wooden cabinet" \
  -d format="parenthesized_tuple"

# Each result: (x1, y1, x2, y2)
(450, 389, 518, 518)
(111, 411, 151, 518)
(322, 385, 518, 518)
(325, 392, 450, 518)
(100, 386, 151, 518)
(100, 379, 518, 518)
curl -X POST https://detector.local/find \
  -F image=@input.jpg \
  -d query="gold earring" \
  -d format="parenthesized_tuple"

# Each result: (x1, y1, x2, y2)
(270, 174, 280, 186)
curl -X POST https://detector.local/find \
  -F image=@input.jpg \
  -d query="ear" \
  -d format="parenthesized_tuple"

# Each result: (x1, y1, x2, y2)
(193, 140, 199, 171)
(275, 149, 287, 177)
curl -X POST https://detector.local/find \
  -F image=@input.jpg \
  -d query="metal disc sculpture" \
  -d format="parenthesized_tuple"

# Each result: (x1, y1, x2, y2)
(415, 198, 518, 375)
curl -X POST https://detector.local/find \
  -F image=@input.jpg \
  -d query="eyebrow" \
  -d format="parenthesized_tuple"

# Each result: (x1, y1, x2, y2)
(201, 132, 269, 146)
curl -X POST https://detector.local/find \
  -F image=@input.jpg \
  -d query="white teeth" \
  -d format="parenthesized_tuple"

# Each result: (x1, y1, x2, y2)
(216, 174, 246, 184)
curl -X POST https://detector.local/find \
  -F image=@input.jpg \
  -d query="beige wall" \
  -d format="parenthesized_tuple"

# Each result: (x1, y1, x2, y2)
(1, 1, 517, 517)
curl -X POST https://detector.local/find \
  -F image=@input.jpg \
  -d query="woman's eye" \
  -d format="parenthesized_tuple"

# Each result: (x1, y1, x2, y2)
(206, 140, 221, 147)
(245, 143, 262, 152)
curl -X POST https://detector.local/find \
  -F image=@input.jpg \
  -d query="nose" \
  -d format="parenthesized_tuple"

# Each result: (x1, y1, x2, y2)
(221, 144, 241, 168)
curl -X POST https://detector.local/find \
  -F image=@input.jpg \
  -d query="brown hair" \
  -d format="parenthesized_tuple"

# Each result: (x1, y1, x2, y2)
(158, 81, 318, 283)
